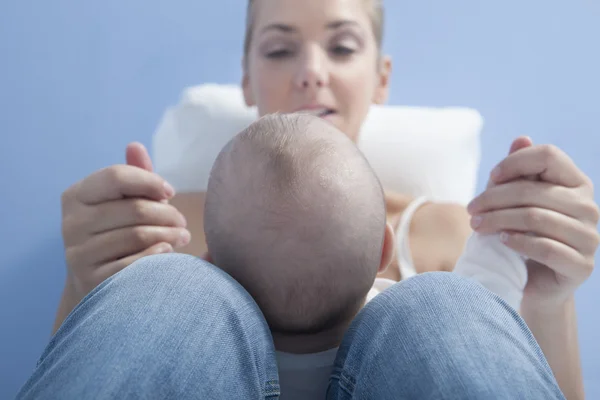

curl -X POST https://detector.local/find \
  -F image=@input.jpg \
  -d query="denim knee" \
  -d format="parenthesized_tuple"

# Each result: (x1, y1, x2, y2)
(367, 271, 519, 324)
(21, 253, 281, 400)
(328, 272, 563, 400)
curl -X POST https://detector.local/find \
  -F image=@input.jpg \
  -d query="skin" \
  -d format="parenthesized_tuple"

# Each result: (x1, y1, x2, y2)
(54, 0, 598, 397)
(174, 0, 472, 278)
(469, 137, 598, 400)
(242, 0, 389, 141)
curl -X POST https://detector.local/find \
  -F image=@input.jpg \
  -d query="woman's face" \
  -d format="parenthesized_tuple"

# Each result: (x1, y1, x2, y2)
(242, 0, 391, 141)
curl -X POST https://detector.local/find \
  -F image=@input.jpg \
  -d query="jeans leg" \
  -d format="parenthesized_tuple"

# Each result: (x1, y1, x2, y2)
(327, 272, 564, 400)
(17, 254, 280, 400)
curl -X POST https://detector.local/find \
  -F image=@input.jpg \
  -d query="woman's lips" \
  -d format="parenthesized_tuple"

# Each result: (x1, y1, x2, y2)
(295, 108, 336, 118)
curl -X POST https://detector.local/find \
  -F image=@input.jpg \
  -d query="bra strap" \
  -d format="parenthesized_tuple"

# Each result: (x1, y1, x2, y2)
(396, 196, 431, 280)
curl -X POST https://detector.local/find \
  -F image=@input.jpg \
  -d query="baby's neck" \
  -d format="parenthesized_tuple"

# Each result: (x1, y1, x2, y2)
(272, 297, 368, 354)
(272, 321, 350, 354)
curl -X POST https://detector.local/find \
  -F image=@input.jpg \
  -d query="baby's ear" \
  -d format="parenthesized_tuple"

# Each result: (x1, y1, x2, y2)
(378, 223, 395, 274)
(202, 251, 214, 264)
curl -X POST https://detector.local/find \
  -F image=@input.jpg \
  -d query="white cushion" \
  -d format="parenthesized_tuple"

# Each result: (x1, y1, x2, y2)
(152, 84, 483, 205)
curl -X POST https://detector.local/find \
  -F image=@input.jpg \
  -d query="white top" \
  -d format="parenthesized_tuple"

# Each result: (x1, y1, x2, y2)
(276, 348, 339, 399)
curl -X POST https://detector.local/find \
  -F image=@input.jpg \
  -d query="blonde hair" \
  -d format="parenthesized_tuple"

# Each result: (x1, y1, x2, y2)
(243, 0, 385, 59)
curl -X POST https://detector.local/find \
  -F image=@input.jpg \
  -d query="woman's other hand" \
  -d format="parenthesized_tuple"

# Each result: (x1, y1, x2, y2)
(467, 138, 600, 310)
(61, 143, 190, 300)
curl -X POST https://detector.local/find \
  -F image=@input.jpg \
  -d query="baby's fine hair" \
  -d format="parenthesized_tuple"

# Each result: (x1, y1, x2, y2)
(204, 113, 386, 334)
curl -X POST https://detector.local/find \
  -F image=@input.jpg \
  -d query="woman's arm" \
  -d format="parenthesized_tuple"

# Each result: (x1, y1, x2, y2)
(521, 297, 584, 400)
(408, 198, 584, 398)
(53, 277, 79, 334)
(409, 202, 472, 273)
(463, 141, 598, 399)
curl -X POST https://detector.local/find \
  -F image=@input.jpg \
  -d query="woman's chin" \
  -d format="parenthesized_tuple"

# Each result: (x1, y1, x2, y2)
(323, 115, 358, 141)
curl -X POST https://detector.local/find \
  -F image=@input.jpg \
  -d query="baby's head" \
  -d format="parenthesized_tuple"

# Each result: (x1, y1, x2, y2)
(204, 113, 392, 344)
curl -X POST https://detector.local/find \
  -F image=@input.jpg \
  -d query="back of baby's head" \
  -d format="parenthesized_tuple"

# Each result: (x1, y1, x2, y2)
(204, 113, 386, 335)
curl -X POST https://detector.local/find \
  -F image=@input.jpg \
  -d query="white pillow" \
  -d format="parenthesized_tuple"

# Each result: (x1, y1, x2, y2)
(153, 84, 483, 205)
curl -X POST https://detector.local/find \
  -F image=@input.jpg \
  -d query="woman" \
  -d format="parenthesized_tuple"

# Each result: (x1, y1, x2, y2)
(26, 0, 597, 398)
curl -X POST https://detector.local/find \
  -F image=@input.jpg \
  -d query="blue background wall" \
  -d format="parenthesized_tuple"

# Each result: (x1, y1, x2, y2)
(1, 0, 598, 397)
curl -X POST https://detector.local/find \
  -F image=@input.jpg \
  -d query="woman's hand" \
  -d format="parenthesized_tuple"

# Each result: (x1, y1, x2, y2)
(61, 143, 191, 300)
(466, 138, 600, 310)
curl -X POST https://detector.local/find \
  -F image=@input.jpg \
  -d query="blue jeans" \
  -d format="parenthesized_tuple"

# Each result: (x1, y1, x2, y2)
(17, 254, 564, 399)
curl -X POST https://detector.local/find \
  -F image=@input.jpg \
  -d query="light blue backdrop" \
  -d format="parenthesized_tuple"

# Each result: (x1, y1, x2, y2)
(1, 0, 598, 397)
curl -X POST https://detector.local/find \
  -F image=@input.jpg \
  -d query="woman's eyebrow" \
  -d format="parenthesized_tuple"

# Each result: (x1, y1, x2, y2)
(260, 23, 295, 34)
(260, 20, 359, 35)
(326, 20, 359, 30)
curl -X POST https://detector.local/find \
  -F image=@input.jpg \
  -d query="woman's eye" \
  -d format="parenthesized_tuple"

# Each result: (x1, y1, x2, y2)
(331, 46, 356, 56)
(265, 49, 293, 59)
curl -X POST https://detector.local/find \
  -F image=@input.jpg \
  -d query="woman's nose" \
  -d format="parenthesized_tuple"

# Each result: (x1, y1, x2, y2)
(293, 47, 329, 90)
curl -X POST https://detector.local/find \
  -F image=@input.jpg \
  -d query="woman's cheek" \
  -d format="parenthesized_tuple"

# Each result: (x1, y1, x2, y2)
(259, 74, 292, 113)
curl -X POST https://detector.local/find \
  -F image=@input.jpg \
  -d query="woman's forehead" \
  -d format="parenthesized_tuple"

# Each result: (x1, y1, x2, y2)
(252, 0, 371, 32)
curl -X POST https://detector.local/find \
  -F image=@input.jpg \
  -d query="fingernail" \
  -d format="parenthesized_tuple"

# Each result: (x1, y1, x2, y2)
(500, 232, 510, 243)
(177, 230, 191, 247)
(163, 181, 176, 198)
(491, 165, 502, 180)
(471, 216, 483, 229)
(156, 244, 173, 254)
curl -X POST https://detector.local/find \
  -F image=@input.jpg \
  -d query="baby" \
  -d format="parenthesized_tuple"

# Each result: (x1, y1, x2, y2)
(203, 113, 526, 396)
(204, 113, 387, 343)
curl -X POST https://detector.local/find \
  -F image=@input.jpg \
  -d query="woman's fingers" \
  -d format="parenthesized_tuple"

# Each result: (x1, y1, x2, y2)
(500, 232, 594, 281)
(508, 136, 534, 154)
(471, 207, 600, 255)
(63, 199, 187, 246)
(66, 225, 191, 270)
(468, 180, 595, 221)
(90, 199, 187, 235)
(476, 140, 600, 307)
(59, 145, 187, 301)
(484, 137, 534, 190)
(69, 164, 175, 206)
(489, 144, 589, 188)
(126, 142, 154, 172)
